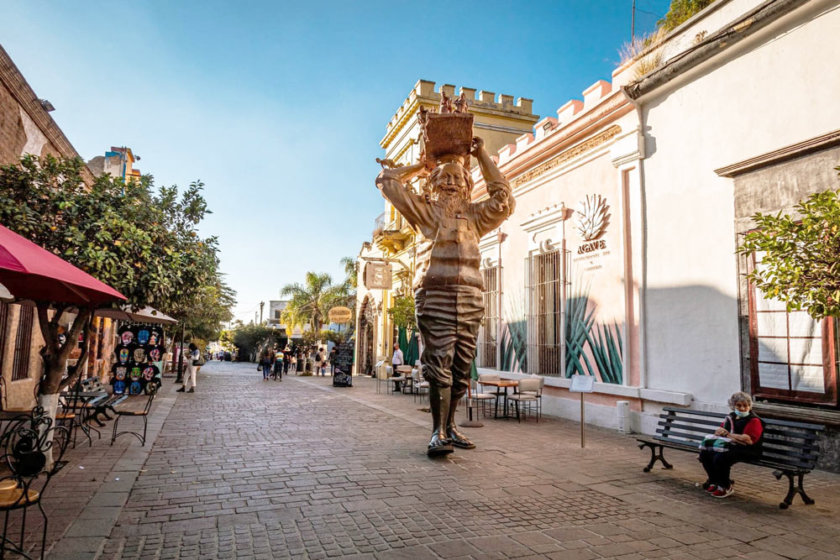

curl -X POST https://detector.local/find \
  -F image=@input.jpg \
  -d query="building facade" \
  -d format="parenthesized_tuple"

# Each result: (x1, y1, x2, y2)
(87, 146, 142, 182)
(468, 0, 840, 470)
(620, 0, 840, 467)
(0, 45, 99, 407)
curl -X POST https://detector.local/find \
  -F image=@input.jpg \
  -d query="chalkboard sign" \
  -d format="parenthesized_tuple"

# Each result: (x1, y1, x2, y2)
(332, 341, 355, 387)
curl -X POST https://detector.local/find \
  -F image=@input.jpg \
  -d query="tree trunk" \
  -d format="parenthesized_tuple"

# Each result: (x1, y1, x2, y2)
(38, 392, 59, 469)
(35, 305, 93, 471)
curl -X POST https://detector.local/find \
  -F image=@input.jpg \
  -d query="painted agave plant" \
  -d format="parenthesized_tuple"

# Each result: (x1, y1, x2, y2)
(565, 285, 623, 384)
(500, 319, 527, 373)
(500, 297, 528, 373)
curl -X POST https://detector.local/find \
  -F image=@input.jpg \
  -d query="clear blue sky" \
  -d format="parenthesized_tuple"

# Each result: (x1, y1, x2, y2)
(1, 0, 669, 324)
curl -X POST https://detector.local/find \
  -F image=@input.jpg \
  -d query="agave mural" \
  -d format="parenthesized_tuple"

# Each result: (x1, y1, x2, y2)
(500, 298, 527, 373)
(565, 284, 623, 384)
(495, 285, 622, 383)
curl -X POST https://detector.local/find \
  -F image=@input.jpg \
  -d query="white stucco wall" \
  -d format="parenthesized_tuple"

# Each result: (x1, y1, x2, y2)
(639, 1, 840, 408)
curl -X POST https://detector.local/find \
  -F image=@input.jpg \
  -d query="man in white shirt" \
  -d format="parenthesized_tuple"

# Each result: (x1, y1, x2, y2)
(391, 342, 404, 392)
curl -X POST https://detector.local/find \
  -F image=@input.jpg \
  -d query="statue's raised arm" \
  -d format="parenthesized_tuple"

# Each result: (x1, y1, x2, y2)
(471, 136, 515, 236)
(375, 160, 432, 234)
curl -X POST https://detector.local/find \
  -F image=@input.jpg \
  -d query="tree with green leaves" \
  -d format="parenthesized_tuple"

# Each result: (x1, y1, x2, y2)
(228, 321, 277, 361)
(658, 0, 716, 32)
(387, 294, 416, 332)
(739, 166, 840, 320)
(0, 155, 229, 407)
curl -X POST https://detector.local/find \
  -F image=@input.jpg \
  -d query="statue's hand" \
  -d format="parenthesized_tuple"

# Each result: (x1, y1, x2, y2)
(470, 136, 485, 156)
(376, 158, 399, 169)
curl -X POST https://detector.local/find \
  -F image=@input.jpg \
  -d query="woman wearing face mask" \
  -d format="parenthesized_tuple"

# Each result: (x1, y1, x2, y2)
(699, 391, 764, 498)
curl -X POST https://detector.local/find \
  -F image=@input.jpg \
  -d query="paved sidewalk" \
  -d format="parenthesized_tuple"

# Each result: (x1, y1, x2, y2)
(49, 361, 840, 559)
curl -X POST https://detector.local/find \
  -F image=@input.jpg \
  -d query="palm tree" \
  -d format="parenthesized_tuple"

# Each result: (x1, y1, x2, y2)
(281, 272, 345, 333)
(340, 256, 357, 291)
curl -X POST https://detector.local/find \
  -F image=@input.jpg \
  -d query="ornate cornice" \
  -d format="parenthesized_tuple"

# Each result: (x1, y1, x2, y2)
(511, 125, 621, 188)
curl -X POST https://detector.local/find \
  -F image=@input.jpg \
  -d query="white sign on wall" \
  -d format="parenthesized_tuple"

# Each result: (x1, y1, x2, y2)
(573, 195, 611, 271)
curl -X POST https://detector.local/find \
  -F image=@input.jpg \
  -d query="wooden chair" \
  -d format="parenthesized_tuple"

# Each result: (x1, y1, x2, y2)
(0, 407, 70, 559)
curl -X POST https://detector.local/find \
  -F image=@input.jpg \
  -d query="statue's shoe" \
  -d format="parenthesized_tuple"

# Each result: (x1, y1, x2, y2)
(427, 430, 454, 457)
(447, 425, 476, 449)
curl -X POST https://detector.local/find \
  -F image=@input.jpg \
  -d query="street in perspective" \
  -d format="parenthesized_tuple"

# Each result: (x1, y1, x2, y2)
(47, 362, 840, 559)
(1, 0, 840, 559)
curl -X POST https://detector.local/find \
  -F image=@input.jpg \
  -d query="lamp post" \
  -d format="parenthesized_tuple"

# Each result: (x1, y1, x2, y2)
(260, 301, 265, 324)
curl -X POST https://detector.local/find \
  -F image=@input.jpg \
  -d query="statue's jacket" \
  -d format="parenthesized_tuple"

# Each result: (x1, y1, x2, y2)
(377, 175, 514, 292)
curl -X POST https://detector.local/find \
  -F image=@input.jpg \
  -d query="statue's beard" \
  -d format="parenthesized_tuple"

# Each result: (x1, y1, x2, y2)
(436, 190, 468, 217)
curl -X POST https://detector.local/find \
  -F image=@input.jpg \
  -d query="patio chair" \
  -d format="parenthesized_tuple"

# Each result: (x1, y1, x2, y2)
(475, 373, 500, 417)
(508, 376, 544, 423)
(0, 407, 70, 560)
(55, 381, 85, 448)
(411, 368, 429, 403)
(111, 384, 157, 446)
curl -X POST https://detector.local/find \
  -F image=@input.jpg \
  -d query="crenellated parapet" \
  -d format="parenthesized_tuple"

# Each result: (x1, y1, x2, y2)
(489, 78, 623, 170)
(380, 79, 537, 152)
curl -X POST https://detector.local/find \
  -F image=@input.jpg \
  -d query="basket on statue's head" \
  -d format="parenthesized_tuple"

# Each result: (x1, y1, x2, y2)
(418, 96, 474, 165)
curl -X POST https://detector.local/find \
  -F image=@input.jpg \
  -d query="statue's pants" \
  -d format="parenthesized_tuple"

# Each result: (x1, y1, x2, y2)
(415, 286, 483, 393)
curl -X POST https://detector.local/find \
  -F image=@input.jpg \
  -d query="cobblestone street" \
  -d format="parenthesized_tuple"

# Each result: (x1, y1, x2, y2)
(47, 361, 840, 559)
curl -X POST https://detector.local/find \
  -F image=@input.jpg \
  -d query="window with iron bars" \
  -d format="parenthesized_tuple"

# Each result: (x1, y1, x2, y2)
(478, 266, 499, 368)
(12, 305, 34, 381)
(0, 302, 7, 373)
(527, 250, 569, 376)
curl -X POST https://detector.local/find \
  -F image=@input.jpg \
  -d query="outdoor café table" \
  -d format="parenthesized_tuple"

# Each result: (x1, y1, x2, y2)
(396, 365, 413, 393)
(479, 378, 519, 419)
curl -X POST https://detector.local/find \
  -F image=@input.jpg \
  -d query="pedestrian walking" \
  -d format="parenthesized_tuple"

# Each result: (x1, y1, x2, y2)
(177, 343, 201, 393)
(283, 346, 291, 375)
(273, 347, 284, 381)
(259, 347, 274, 381)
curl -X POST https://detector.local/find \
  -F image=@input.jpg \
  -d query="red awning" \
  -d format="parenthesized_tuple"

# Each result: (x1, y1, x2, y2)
(0, 224, 126, 305)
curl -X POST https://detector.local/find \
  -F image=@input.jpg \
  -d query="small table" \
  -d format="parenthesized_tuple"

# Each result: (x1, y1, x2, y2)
(396, 366, 413, 394)
(479, 379, 519, 419)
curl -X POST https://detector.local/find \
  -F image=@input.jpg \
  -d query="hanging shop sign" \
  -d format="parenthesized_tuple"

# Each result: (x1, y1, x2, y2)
(364, 262, 392, 289)
(328, 306, 353, 324)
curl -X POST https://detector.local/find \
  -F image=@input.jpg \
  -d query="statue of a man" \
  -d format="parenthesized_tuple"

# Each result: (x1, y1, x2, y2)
(376, 135, 514, 456)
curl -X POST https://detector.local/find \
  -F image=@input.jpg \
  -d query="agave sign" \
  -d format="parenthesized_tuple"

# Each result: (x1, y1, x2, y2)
(575, 195, 610, 255)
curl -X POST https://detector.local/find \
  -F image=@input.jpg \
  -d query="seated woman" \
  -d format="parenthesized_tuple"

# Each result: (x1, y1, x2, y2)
(699, 391, 764, 498)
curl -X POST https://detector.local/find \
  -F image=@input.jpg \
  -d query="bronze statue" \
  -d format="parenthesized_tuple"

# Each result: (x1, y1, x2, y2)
(376, 109, 514, 456)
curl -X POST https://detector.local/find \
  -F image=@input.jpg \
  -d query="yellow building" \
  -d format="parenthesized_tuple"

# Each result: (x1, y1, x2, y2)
(354, 80, 538, 375)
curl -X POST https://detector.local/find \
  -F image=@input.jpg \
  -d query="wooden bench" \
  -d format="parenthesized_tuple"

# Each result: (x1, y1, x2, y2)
(637, 407, 824, 509)
(110, 385, 157, 446)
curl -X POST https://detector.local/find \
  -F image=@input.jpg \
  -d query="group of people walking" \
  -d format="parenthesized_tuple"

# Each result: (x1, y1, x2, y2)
(257, 345, 338, 380)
